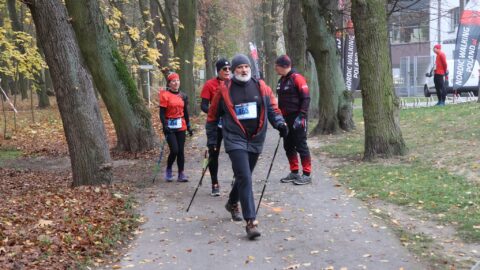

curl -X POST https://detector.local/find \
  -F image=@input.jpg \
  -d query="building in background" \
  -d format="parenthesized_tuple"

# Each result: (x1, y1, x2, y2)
(389, 1, 431, 96)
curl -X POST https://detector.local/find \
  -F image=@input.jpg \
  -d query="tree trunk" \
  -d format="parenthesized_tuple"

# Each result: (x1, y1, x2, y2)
(35, 40, 51, 108)
(150, 0, 171, 69)
(26, 0, 112, 186)
(302, 0, 355, 134)
(174, 0, 197, 113)
(199, 1, 215, 80)
(7, 0, 28, 100)
(351, 0, 407, 160)
(110, 0, 151, 103)
(262, 0, 279, 89)
(139, 0, 157, 101)
(283, 0, 307, 74)
(44, 68, 54, 96)
(36, 68, 50, 108)
(201, 34, 215, 80)
(65, 0, 158, 152)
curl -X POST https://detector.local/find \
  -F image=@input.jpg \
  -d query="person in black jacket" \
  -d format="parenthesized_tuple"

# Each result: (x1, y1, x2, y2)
(275, 55, 312, 185)
(206, 54, 288, 240)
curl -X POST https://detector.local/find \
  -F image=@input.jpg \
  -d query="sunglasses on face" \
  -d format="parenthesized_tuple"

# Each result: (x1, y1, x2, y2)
(222, 67, 231, 71)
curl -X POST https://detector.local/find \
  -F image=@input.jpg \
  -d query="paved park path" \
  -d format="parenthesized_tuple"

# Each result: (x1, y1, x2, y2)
(110, 128, 426, 270)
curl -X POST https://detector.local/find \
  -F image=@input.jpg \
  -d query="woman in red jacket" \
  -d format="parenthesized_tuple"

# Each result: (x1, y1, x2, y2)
(159, 72, 193, 182)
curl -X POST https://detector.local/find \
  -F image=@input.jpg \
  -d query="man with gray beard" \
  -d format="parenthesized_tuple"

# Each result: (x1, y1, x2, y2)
(206, 54, 288, 240)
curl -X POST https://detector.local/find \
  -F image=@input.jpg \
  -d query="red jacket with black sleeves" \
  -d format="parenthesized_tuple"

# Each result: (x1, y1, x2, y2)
(206, 78, 285, 154)
(276, 70, 310, 116)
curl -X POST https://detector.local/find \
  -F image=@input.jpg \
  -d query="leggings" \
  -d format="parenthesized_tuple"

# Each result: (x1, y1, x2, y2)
(208, 128, 223, 185)
(283, 114, 311, 174)
(166, 131, 186, 172)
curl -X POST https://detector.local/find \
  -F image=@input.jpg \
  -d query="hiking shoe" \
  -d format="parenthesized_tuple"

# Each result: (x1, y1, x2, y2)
(165, 168, 174, 182)
(280, 172, 300, 183)
(246, 220, 261, 240)
(293, 174, 312, 185)
(177, 171, 189, 182)
(211, 184, 220, 197)
(225, 201, 242, 221)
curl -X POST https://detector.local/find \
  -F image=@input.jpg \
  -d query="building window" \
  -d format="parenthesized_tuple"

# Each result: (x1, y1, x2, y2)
(450, 7, 460, 32)
(390, 24, 429, 44)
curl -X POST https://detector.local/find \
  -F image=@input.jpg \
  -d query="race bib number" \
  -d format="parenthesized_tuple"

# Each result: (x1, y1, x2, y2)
(235, 102, 257, 120)
(167, 118, 182, 129)
(217, 117, 223, 128)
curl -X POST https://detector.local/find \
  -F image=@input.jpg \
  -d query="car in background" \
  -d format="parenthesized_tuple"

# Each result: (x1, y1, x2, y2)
(424, 59, 479, 97)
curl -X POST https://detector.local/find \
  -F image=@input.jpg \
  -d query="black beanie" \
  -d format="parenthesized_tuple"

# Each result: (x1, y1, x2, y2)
(231, 54, 251, 71)
(275, 55, 292, 67)
(216, 58, 230, 72)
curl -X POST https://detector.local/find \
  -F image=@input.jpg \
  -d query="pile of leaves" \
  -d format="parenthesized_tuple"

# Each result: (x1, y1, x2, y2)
(0, 168, 139, 269)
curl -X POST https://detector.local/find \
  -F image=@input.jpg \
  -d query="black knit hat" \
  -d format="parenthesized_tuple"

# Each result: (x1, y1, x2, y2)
(275, 55, 292, 67)
(216, 58, 230, 72)
(231, 54, 251, 71)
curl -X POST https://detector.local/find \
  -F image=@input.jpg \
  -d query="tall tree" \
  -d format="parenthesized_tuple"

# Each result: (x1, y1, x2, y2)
(283, 0, 306, 74)
(351, 0, 407, 160)
(7, 0, 28, 100)
(155, 0, 197, 112)
(262, 0, 281, 89)
(24, 0, 112, 186)
(199, 0, 226, 79)
(109, 0, 153, 102)
(65, 0, 158, 152)
(302, 0, 354, 134)
(174, 0, 197, 112)
(0, 3, 12, 96)
(150, 0, 170, 69)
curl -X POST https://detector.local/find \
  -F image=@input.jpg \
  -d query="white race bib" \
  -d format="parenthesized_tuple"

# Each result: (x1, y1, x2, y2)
(235, 102, 257, 120)
(167, 118, 182, 129)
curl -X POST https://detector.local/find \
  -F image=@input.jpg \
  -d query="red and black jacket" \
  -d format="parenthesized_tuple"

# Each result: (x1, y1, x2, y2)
(206, 78, 285, 154)
(276, 70, 310, 116)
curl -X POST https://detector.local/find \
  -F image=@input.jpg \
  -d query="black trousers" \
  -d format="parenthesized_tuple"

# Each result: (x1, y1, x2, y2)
(208, 128, 223, 185)
(228, 150, 259, 221)
(166, 131, 186, 172)
(434, 74, 446, 102)
(283, 114, 311, 174)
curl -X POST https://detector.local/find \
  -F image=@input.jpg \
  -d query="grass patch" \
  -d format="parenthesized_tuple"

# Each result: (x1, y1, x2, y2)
(336, 163, 480, 241)
(315, 102, 480, 243)
(0, 148, 21, 160)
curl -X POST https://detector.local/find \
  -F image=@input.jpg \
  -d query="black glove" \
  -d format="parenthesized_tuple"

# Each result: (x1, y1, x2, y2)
(162, 126, 171, 135)
(293, 115, 306, 130)
(187, 125, 193, 137)
(278, 123, 288, 138)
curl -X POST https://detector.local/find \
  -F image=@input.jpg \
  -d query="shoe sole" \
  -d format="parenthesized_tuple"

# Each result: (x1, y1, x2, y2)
(248, 232, 261, 240)
(280, 179, 295, 183)
(293, 181, 311, 185)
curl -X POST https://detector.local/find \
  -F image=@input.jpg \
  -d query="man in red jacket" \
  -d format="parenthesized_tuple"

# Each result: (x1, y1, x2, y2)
(433, 44, 448, 106)
(200, 58, 231, 196)
(206, 54, 288, 240)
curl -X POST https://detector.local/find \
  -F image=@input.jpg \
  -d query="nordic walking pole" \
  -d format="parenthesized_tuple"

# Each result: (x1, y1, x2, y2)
(186, 149, 210, 212)
(151, 139, 167, 183)
(256, 136, 282, 215)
